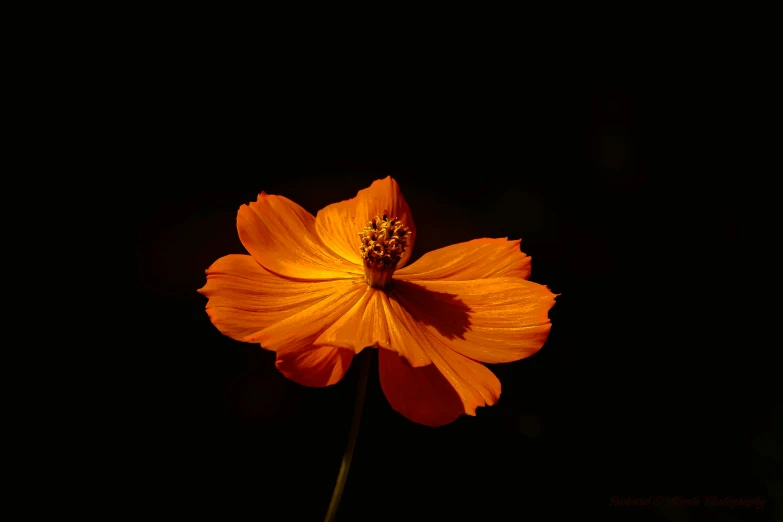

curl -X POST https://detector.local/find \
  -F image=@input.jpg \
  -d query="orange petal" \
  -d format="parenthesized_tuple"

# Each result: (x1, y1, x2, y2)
(198, 255, 359, 341)
(313, 194, 363, 266)
(395, 238, 531, 281)
(379, 345, 501, 427)
(237, 192, 362, 280)
(391, 278, 556, 364)
(314, 288, 432, 367)
(275, 346, 354, 387)
(315, 177, 416, 268)
(378, 349, 463, 427)
(246, 279, 366, 353)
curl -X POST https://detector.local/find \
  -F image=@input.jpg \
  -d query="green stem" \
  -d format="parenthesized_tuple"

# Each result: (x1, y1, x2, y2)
(324, 348, 372, 522)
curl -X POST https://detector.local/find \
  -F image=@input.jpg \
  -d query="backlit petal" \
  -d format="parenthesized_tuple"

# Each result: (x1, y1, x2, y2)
(395, 238, 531, 281)
(313, 195, 363, 266)
(237, 192, 362, 280)
(198, 254, 358, 341)
(391, 278, 556, 364)
(315, 177, 416, 268)
(246, 280, 366, 353)
(314, 288, 432, 367)
(275, 346, 354, 387)
(379, 345, 501, 427)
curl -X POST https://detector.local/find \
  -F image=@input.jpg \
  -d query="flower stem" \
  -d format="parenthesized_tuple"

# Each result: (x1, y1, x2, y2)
(324, 348, 372, 522)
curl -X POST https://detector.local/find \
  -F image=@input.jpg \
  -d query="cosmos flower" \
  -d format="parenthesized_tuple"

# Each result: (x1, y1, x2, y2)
(198, 177, 556, 426)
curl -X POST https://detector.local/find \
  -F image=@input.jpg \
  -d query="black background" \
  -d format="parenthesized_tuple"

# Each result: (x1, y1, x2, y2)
(133, 66, 780, 521)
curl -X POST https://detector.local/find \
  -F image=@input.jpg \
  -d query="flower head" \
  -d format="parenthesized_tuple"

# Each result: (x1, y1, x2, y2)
(198, 177, 556, 426)
(358, 210, 410, 288)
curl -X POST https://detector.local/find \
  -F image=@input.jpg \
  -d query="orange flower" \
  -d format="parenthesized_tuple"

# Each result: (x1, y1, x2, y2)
(198, 177, 556, 426)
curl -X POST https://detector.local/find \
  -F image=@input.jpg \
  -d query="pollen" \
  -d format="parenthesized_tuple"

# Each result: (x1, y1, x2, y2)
(358, 210, 410, 288)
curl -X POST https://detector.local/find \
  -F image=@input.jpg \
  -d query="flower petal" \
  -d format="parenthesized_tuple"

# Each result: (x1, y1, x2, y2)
(237, 192, 362, 280)
(313, 195, 363, 266)
(379, 345, 501, 427)
(391, 278, 556, 364)
(315, 177, 416, 268)
(394, 238, 531, 281)
(275, 346, 354, 387)
(314, 288, 432, 367)
(198, 254, 358, 341)
(245, 280, 366, 353)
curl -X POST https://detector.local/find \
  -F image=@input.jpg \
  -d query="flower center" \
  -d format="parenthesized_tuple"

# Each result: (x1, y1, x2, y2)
(358, 210, 410, 289)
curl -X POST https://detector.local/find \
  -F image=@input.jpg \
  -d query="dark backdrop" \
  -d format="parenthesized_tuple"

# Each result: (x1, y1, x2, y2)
(134, 76, 780, 521)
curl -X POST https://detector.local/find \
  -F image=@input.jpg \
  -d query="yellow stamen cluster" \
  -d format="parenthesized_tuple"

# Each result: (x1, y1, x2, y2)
(358, 210, 410, 268)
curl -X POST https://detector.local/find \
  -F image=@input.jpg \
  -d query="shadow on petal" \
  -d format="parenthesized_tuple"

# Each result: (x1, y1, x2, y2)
(390, 280, 471, 340)
(378, 348, 465, 427)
